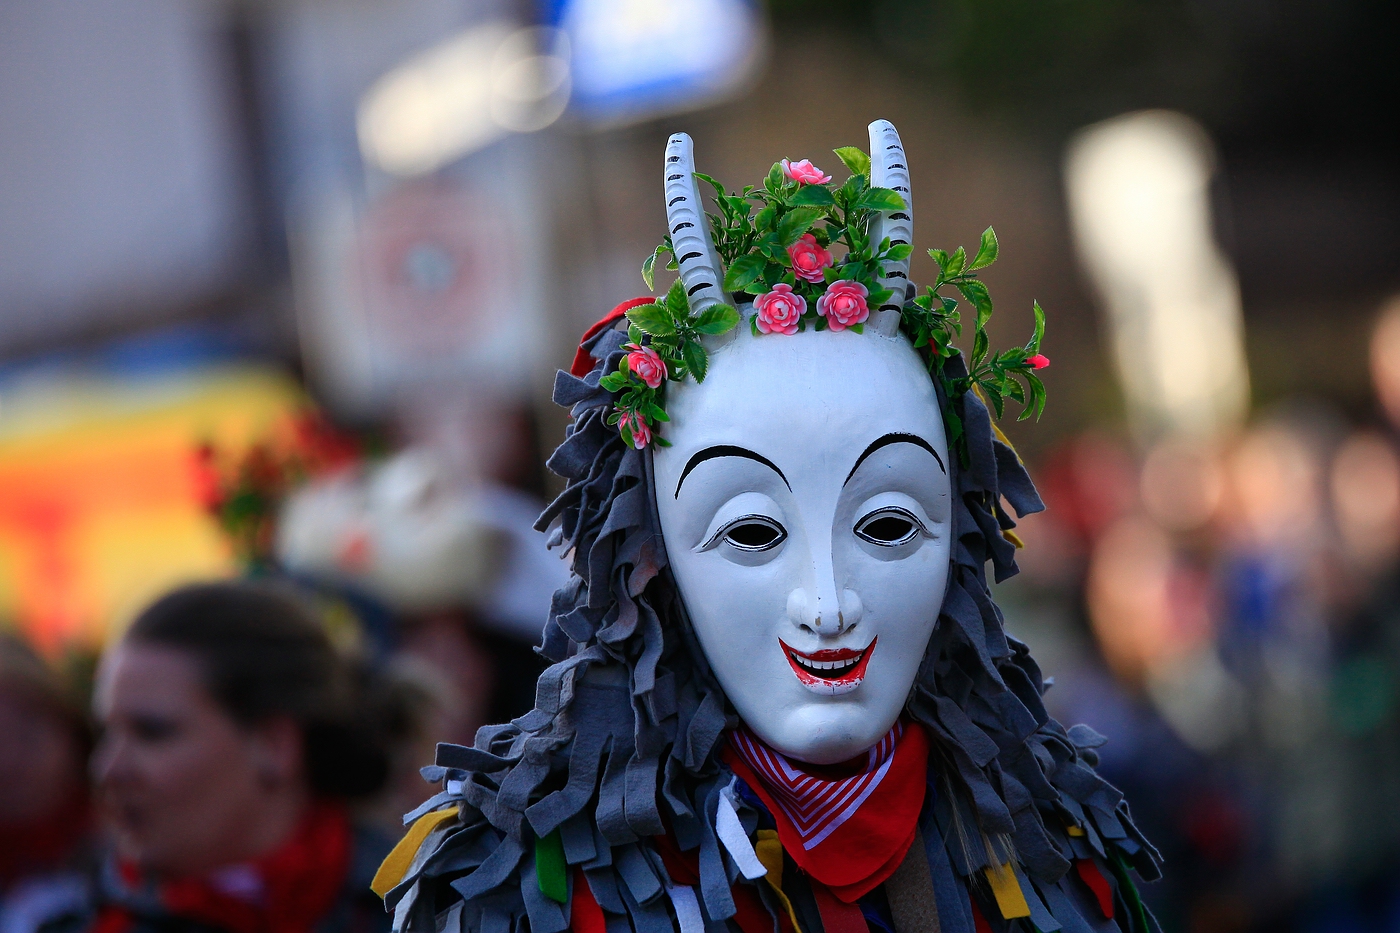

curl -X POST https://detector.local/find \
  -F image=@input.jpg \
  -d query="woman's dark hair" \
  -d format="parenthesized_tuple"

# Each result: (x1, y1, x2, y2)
(125, 580, 393, 799)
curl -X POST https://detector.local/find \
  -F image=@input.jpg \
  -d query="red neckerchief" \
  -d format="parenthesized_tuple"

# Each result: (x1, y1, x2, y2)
(95, 801, 352, 933)
(722, 721, 929, 903)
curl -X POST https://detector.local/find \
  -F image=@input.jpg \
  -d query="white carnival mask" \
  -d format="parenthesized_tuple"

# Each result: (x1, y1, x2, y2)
(654, 328, 951, 765)
(652, 122, 952, 765)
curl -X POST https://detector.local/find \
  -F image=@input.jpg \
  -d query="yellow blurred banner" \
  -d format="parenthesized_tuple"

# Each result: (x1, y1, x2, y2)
(0, 366, 305, 653)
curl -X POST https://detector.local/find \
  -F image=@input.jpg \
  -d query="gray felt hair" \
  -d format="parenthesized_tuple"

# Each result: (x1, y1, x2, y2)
(383, 324, 1162, 933)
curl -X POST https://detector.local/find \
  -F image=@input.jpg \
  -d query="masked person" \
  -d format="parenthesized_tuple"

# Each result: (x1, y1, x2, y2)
(375, 123, 1161, 933)
(89, 582, 403, 933)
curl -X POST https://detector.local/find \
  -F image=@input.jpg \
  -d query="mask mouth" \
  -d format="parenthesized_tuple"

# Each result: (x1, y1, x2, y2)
(779, 637, 878, 696)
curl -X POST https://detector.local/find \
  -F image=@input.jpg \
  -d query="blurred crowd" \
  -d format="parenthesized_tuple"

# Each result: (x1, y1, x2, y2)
(999, 300, 1400, 932)
(0, 403, 564, 933)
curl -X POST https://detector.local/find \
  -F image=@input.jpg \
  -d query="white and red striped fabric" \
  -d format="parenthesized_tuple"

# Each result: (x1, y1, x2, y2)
(728, 723, 903, 850)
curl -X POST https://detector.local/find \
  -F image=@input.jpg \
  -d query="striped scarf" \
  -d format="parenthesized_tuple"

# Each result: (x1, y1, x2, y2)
(722, 720, 929, 903)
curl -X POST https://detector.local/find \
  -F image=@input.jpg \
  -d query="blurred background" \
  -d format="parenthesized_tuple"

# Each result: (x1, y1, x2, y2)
(1, 1, 1398, 931)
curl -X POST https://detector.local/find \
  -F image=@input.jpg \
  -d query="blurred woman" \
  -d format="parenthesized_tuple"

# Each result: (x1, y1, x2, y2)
(89, 582, 399, 933)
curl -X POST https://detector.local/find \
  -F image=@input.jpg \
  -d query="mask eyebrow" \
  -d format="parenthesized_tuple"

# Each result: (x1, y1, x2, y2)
(675, 446, 791, 498)
(844, 432, 946, 486)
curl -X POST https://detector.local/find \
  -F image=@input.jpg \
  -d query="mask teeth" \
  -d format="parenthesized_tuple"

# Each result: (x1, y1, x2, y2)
(867, 119, 912, 338)
(664, 133, 730, 321)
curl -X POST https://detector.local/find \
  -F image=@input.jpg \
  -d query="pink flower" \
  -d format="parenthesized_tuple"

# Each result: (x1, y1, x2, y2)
(618, 410, 652, 449)
(754, 284, 807, 335)
(625, 344, 667, 388)
(1027, 354, 1050, 370)
(781, 159, 831, 186)
(788, 234, 833, 284)
(816, 280, 870, 331)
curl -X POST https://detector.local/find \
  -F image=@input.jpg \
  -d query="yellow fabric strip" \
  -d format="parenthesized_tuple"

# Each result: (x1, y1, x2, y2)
(371, 807, 460, 897)
(984, 863, 1031, 920)
(1066, 825, 1086, 837)
(754, 830, 804, 933)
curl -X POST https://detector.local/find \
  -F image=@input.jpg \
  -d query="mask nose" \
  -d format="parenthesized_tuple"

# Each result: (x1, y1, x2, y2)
(786, 585, 863, 637)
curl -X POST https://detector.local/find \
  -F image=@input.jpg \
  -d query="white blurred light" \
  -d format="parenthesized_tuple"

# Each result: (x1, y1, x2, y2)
(358, 24, 570, 176)
(1065, 111, 1250, 441)
(561, 0, 765, 124)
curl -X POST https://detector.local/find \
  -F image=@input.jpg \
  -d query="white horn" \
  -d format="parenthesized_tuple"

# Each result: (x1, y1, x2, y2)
(664, 133, 731, 321)
(866, 120, 912, 337)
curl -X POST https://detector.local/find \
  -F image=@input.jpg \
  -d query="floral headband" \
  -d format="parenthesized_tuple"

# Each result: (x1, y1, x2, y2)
(602, 122, 1049, 457)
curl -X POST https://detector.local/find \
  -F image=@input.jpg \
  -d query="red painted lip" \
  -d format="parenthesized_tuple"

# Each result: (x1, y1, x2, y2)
(779, 637, 877, 692)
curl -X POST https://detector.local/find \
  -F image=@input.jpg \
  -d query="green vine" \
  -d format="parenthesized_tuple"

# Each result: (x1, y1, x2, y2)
(613, 145, 1049, 453)
(900, 226, 1049, 460)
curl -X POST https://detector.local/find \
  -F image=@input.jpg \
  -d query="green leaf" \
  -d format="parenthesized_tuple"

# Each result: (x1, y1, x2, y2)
(853, 187, 905, 212)
(693, 171, 725, 200)
(750, 314, 762, 337)
(929, 248, 949, 273)
(832, 146, 871, 177)
(628, 322, 644, 344)
(665, 278, 689, 318)
(642, 251, 658, 291)
(789, 185, 836, 208)
(1025, 371, 1046, 420)
(776, 207, 825, 246)
(758, 235, 788, 263)
(982, 382, 1005, 419)
(682, 339, 708, 383)
(1028, 300, 1045, 353)
(599, 372, 628, 392)
(766, 162, 784, 193)
(885, 243, 913, 261)
(626, 303, 674, 336)
(969, 226, 998, 271)
(956, 279, 993, 325)
(944, 246, 966, 278)
(838, 173, 864, 207)
(694, 304, 741, 335)
(972, 328, 989, 369)
(723, 253, 766, 292)
(754, 204, 777, 233)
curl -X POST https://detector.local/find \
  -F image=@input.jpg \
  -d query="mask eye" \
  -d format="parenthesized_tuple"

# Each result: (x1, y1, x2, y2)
(854, 507, 925, 547)
(705, 514, 788, 552)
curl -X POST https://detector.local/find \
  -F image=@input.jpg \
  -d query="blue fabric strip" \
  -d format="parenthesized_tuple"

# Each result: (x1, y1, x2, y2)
(920, 783, 974, 933)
